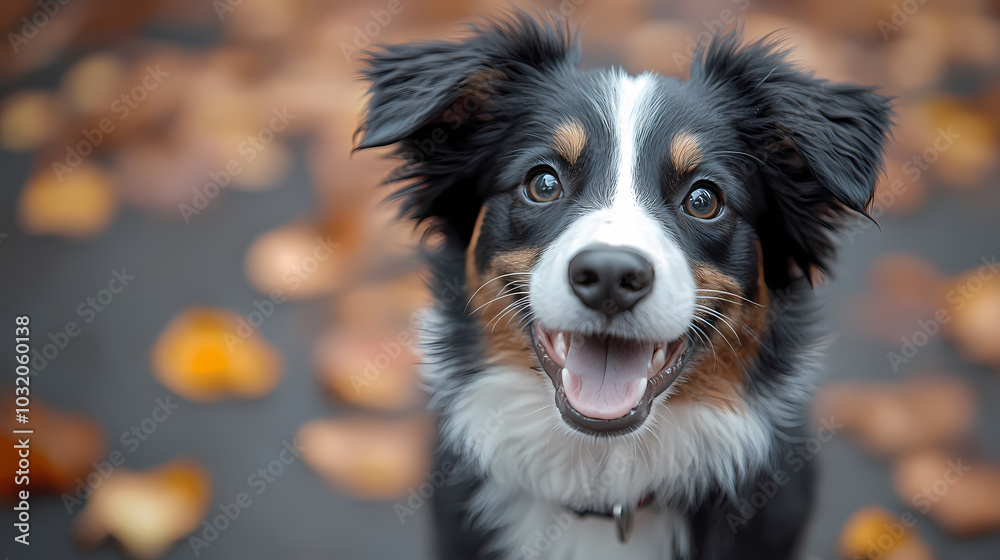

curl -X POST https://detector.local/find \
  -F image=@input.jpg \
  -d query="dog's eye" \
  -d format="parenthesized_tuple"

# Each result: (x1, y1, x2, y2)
(524, 170, 563, 203)
(683, 183, 722, 219)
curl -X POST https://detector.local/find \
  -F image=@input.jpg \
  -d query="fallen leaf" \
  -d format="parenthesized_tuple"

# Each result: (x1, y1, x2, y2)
(74, 459, 211, 559)
(1, 394, 106, 499)
(313, 328, 422, 411)
(152, 307, 282, 401)
(61, 53, 126, 116)
(839, 505, 933, 560)
(298, 415, 432, 500)
(814, 376, 976, 457)
(942, 268, 1000, 369)
(0, 90, 59, 151)
(893, 451, 1000, 538)
(245, 221, 352, 300)
(18, 163, 118, 238)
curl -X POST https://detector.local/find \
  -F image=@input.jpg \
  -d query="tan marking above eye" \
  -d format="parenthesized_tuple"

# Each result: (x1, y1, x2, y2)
(670, 131, 703, 175)
(551, 119, 586, 165)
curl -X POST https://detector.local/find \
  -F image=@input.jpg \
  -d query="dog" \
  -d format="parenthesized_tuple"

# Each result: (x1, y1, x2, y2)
(355, 12, 891, 560)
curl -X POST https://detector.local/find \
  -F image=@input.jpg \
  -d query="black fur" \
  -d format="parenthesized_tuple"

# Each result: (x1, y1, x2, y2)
(356, 13, 580, 242)
(356, 12, 891, 560)
(690, 34, 893, 288)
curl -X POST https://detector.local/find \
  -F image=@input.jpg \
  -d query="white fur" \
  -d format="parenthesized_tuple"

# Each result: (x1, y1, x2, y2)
(612, 73, 654, 210)
(420, 309, 775, 559)
(529, 206, 695, 342)
(416, 72, 808, 559)
(530, 73, 695, 342)
(475, 481, 690, 560)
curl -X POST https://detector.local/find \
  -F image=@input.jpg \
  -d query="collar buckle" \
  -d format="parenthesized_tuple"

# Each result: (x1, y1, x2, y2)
(612, 502, 634, 544)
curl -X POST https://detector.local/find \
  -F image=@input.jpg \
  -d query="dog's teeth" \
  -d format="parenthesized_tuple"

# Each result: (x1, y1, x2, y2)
(634, 378, 648, 406)
(561, 368, 573, 391)
(554, 332, 568, 362)
(649, 346, 666, 374)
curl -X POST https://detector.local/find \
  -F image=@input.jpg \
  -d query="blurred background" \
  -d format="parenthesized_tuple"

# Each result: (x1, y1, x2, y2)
(1, 0, 999, 559)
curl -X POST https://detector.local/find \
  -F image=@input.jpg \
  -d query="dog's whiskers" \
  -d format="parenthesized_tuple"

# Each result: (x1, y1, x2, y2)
(492, 299, 532, 333)
(695, 289, 764, 307)
(484, 295, 531, 332)
(716, 150, 764, 166)
(471, 285, 529, 315)
(696, 303, 766, 348)
(694, 304, 741, 342)
(689, 321, 719, 371)
(693, 314, 741, 359)
(465, 272, 532, 313)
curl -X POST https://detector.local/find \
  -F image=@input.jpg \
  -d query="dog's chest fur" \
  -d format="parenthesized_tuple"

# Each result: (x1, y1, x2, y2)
(421, 309, 806, 559)
(482, 487, 689, 560)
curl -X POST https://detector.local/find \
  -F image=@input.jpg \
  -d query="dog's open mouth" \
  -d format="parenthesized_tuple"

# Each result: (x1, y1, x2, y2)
(533, 323, 690, 435)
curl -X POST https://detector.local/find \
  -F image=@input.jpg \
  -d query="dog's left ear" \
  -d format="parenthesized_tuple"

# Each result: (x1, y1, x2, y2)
(693, 34, 893, 288)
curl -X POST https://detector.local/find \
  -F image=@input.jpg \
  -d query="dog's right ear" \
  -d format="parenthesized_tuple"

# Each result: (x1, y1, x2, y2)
(692, 33, 892, 290)
(355, 12, 579, 239)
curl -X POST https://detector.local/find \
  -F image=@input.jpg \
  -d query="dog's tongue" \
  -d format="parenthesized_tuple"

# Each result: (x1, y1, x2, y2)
(562, 333, 653, 420)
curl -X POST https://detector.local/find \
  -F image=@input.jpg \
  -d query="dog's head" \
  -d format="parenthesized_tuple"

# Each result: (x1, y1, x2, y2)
(357, 14, 891, 438)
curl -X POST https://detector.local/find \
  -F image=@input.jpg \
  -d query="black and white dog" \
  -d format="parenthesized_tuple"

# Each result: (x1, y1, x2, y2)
(356, 13, 890, 560)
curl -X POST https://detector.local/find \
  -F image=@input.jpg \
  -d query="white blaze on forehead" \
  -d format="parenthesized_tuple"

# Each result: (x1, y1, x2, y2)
(612, 73, 655, 211)
(528, 72, 695, 343)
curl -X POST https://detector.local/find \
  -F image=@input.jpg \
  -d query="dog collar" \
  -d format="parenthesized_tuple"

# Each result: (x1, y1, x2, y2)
(568, 493, 655, 543)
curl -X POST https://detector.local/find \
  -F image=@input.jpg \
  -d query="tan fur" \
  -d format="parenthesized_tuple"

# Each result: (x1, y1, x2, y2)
(672, 259, 769, 411)
(670, 131, 703, 174)
(465, 206, 538, 368)
(467, 203, 772, 410)
(440, 69, 505, 125)
(551, 119, 587, 165)
(464, 68, 505, 98)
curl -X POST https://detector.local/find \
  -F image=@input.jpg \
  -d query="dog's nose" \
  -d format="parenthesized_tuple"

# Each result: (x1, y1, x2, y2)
(568, 245, 654, 315)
